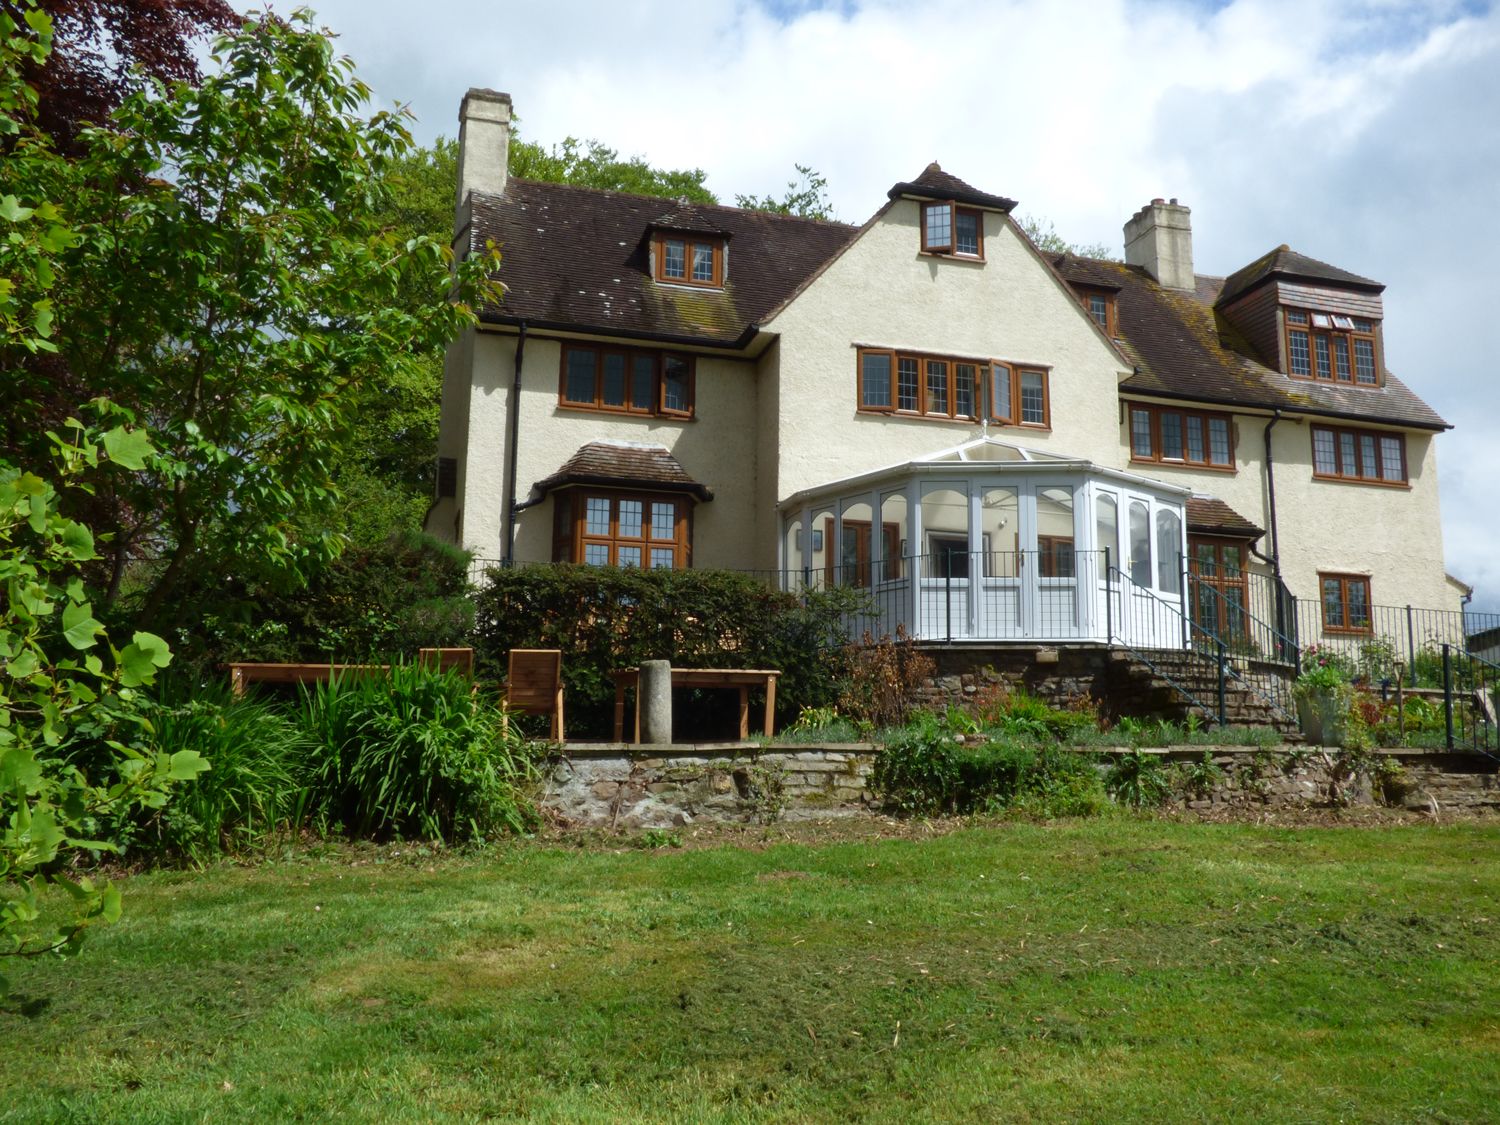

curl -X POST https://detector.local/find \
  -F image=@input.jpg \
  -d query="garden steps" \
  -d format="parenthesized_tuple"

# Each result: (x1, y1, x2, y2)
(1109, 648, 1299, 734)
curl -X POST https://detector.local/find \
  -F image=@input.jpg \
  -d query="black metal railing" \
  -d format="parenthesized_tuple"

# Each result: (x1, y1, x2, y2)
(1293, 599, 1500, 687)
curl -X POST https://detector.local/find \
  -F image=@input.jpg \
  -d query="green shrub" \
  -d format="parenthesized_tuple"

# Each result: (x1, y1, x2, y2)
(471, 564, 869, 737)
(134, 679, 311, 864)
(299, 663, 537, 841)
(1105, 750, 1172, 807)
(872, 712, 1107, 818)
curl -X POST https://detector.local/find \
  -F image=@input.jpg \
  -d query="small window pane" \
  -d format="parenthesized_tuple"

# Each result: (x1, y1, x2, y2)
(1160, 413, 1184, 460)
(955, 210, 979, 255)
(601, 353, 627, 406)
(565, 348, 597, 403)
(1089, 294, 1108, 329)
(585, 497, 611, 536)
(650, 502, 675, 541)
(1020, 371, 1045, 424)
(649, 548, 675, 569)
(955, 364, 976, 418)
(1380, 436, 1404, 482)
(1359, 434, 1377, 479)
(990, 365, 1012, 422)
(1208, 418, 1231, 466)
(1322, 578, 1345, 628)
(662, 355, 690, 413)
(1156, 510, 1182, 594)
(584, 544, 610, 566)
(1129, 501, 1151, 587)
(1332, 337, 1351, 381)
(631, 355, 656, 410)
(618, 499, 643, 539)
(1314, 334, 1332, 379)
(1354, 339, 1376, 384)
(1313, 428, 1337, 475)
(1332, 315, 1355, 330)
(1288, 330, 1310, 375)
(1311, 312, 1332, 329)
(662, 239, 685, 278)
(1185, 416, 1205, 463)
(1287, 309, 1309, 325)
(1130, 408, 1153, 458)
(617, 546, 642, 568)
(898, 358, 920, 411)
(1339, 431, 1358, 476)
(861, 353, 892, 408)
(691, 243, 714, 282)
(925, 203, 952, 249)
(926, 360, 949, 415)
(1347, 580, 1370, 629)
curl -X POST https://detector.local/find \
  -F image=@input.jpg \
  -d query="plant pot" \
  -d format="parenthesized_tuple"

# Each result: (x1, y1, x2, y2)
(1296, 689, 1346, 746)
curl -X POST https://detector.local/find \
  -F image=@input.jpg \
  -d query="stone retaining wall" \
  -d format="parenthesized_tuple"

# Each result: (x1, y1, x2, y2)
(542, 742, 1498, 829)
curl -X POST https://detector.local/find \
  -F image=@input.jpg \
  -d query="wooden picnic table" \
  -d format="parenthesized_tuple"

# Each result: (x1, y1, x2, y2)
(611, 667, 780, 743)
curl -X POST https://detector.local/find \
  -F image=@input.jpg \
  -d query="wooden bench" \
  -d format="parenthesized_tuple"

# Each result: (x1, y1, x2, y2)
(226, 648, 474, 696)
(611, 667, 779, 743)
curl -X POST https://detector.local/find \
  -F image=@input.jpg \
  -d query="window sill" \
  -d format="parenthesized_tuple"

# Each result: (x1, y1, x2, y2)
(917, 250, 985, 264)
(1310, 472, 1408, 489)
(1130, 457, 1237, 474)
(556, 402, 696, 422)
(1286, 374, 1383, 389)
(1321, 625, 1374, 637)
(653, 278, 725, 292)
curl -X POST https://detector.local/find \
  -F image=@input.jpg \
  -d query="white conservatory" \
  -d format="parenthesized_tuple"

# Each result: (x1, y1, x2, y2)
(779, 437, 1192, 649)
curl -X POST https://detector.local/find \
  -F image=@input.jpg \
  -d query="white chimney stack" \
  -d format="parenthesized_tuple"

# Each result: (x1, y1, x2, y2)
(1124, 198, 1194, 291)
(454, 88, 512, 218)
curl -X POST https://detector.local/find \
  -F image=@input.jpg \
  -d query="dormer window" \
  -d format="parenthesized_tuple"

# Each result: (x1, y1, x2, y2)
(1074, 286, 1118, 336)
(653, 233, 724, 288)
(921, 202, 983, 259)
(1284, 307, 1379, 386)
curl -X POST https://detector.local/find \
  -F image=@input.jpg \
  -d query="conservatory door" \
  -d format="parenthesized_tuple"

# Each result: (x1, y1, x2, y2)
(1022, 482, 1082, 640)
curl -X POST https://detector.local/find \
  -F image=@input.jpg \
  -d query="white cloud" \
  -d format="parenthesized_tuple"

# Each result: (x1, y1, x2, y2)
(261, 0, 1500, 609)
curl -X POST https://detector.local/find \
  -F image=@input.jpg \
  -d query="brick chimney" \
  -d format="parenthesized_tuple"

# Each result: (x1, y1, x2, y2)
(454, 88, 512, 216)
(1124, 198, 1194, 291)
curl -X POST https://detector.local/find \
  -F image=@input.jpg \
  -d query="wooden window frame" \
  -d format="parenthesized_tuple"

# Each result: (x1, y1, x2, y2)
(1319, 571, 1372, 636)
(920, 201, 985, 260)
(1283, 306, 1380, 387)
(652, 233, 724, 288)
(856, 349, 1048, 427)
(1310, 424, 1407, 486)
(554, 489, 691, 569)
(1188, 537, 1250, 646)
(558, 344, 696, 420)
(1127, 403, 1236, 470)
(824, 517, 902, 587)
(1076, 287, 1118, 337)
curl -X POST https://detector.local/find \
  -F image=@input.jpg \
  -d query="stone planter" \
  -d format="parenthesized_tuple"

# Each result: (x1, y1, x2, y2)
(1296, 688, 1347, 746)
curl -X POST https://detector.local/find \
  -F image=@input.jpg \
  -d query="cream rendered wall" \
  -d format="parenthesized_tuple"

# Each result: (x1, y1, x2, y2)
(758, 201, 1128, 568)
(451, 331, 762, 569)
(1112, 411, 1458, 614)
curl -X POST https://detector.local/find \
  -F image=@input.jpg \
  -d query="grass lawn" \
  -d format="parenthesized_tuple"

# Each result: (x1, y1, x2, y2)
(3, 817, 1498, 1123)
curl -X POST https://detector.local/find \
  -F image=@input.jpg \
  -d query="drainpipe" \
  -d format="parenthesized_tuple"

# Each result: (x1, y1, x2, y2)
(501, 321, 528, 567)
(1258, 410, 1291, 655)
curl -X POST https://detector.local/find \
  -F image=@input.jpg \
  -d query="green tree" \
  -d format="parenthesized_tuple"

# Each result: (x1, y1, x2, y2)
(0, 12, 500, 628)
(509, 133, 715, 202)
(735, 163, 834, 221)
(1015, 213, 1116, 260)
(1, 2, 204, 998)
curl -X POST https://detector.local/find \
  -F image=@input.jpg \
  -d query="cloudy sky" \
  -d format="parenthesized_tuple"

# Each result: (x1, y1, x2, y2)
(257, 0, 1498, 612)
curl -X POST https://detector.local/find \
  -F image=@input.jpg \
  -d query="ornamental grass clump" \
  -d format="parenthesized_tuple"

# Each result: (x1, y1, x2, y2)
(300, 663, 537, 841)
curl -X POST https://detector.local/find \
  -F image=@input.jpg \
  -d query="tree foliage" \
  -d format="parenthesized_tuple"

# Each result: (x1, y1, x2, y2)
(509, 133, 715, 203)
(0, 12, 500, 628)
(5, 0, 236, 150)
(1015, 213, 1117, 261)
(735, 163, 835, 221)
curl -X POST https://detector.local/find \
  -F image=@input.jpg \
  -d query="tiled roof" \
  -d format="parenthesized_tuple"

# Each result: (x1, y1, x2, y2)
(886, 162, 1018, 213)
(468, 180, 858, 347)
(1052, 254, 1447, 431)
(532, 441, 714, 501)
(1217, 245, 1383, 307)
(1186, 497, 1262, 539)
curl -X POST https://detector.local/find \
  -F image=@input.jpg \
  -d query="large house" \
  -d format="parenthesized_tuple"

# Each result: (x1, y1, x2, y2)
(430, 87, 1465, 661)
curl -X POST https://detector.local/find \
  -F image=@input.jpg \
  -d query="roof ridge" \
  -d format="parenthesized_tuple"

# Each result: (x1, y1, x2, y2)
(497, 179, 857, 229)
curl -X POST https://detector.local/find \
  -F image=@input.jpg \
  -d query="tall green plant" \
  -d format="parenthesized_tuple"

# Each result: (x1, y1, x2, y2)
(299, 664, 536, 842)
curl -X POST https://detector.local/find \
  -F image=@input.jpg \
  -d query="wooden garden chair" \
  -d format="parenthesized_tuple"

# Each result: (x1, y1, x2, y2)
(504, 648, 565, 741)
